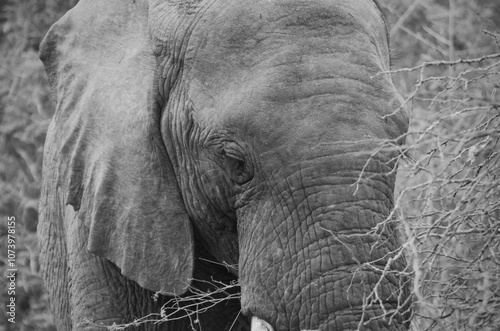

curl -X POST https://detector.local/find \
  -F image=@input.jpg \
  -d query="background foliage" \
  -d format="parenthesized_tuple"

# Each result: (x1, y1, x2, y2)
(0, 0, 498, 330)
(380, 0, 500, 330)
(0, 1, 77, 330)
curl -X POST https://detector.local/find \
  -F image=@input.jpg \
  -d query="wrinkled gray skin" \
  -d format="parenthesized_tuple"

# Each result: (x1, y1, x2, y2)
(38, 0, 411, 330)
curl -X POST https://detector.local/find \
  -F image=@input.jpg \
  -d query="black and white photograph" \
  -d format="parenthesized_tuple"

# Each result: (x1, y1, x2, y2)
(1, 0, 499, 330)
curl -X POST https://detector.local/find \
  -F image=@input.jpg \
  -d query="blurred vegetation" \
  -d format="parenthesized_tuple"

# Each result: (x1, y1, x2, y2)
(0, 0, 499, 330)
(0, 1, 77, 330)
(379, 0, 500, 330)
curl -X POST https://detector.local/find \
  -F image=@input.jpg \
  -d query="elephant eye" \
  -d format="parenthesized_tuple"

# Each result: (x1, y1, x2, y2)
(220, 143, 253, 185)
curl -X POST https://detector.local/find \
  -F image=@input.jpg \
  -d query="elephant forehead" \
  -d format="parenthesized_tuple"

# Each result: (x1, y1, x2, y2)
(180, 0, 389, 77)
(179, 1, 402, 148)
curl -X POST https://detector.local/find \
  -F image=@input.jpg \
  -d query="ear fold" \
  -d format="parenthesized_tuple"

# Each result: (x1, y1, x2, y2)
(40, 0, 193, 295)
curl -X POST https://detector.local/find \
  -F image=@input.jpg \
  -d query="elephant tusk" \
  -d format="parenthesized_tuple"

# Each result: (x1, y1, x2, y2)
(251, 316, 275, 331)
(251, 316, 320, 331)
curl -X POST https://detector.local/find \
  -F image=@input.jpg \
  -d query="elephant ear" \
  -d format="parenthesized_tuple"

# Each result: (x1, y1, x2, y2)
(40, 0, 193, 295)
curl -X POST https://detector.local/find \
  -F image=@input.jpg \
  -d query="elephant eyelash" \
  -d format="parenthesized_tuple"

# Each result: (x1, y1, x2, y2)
(218, 143, 254, 185)
(220, 142, 246, 161)
(222, 149, 245, 162)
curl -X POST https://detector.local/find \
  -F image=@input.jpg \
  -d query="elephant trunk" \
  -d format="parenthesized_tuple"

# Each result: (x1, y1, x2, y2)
(238, 148, 411, 331)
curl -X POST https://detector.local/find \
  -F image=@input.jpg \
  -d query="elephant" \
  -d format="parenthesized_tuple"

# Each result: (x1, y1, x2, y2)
(38, 0, 412, 330)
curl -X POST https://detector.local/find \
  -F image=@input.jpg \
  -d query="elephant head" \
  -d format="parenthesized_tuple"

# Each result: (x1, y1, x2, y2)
(38, 0, 411, 330)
